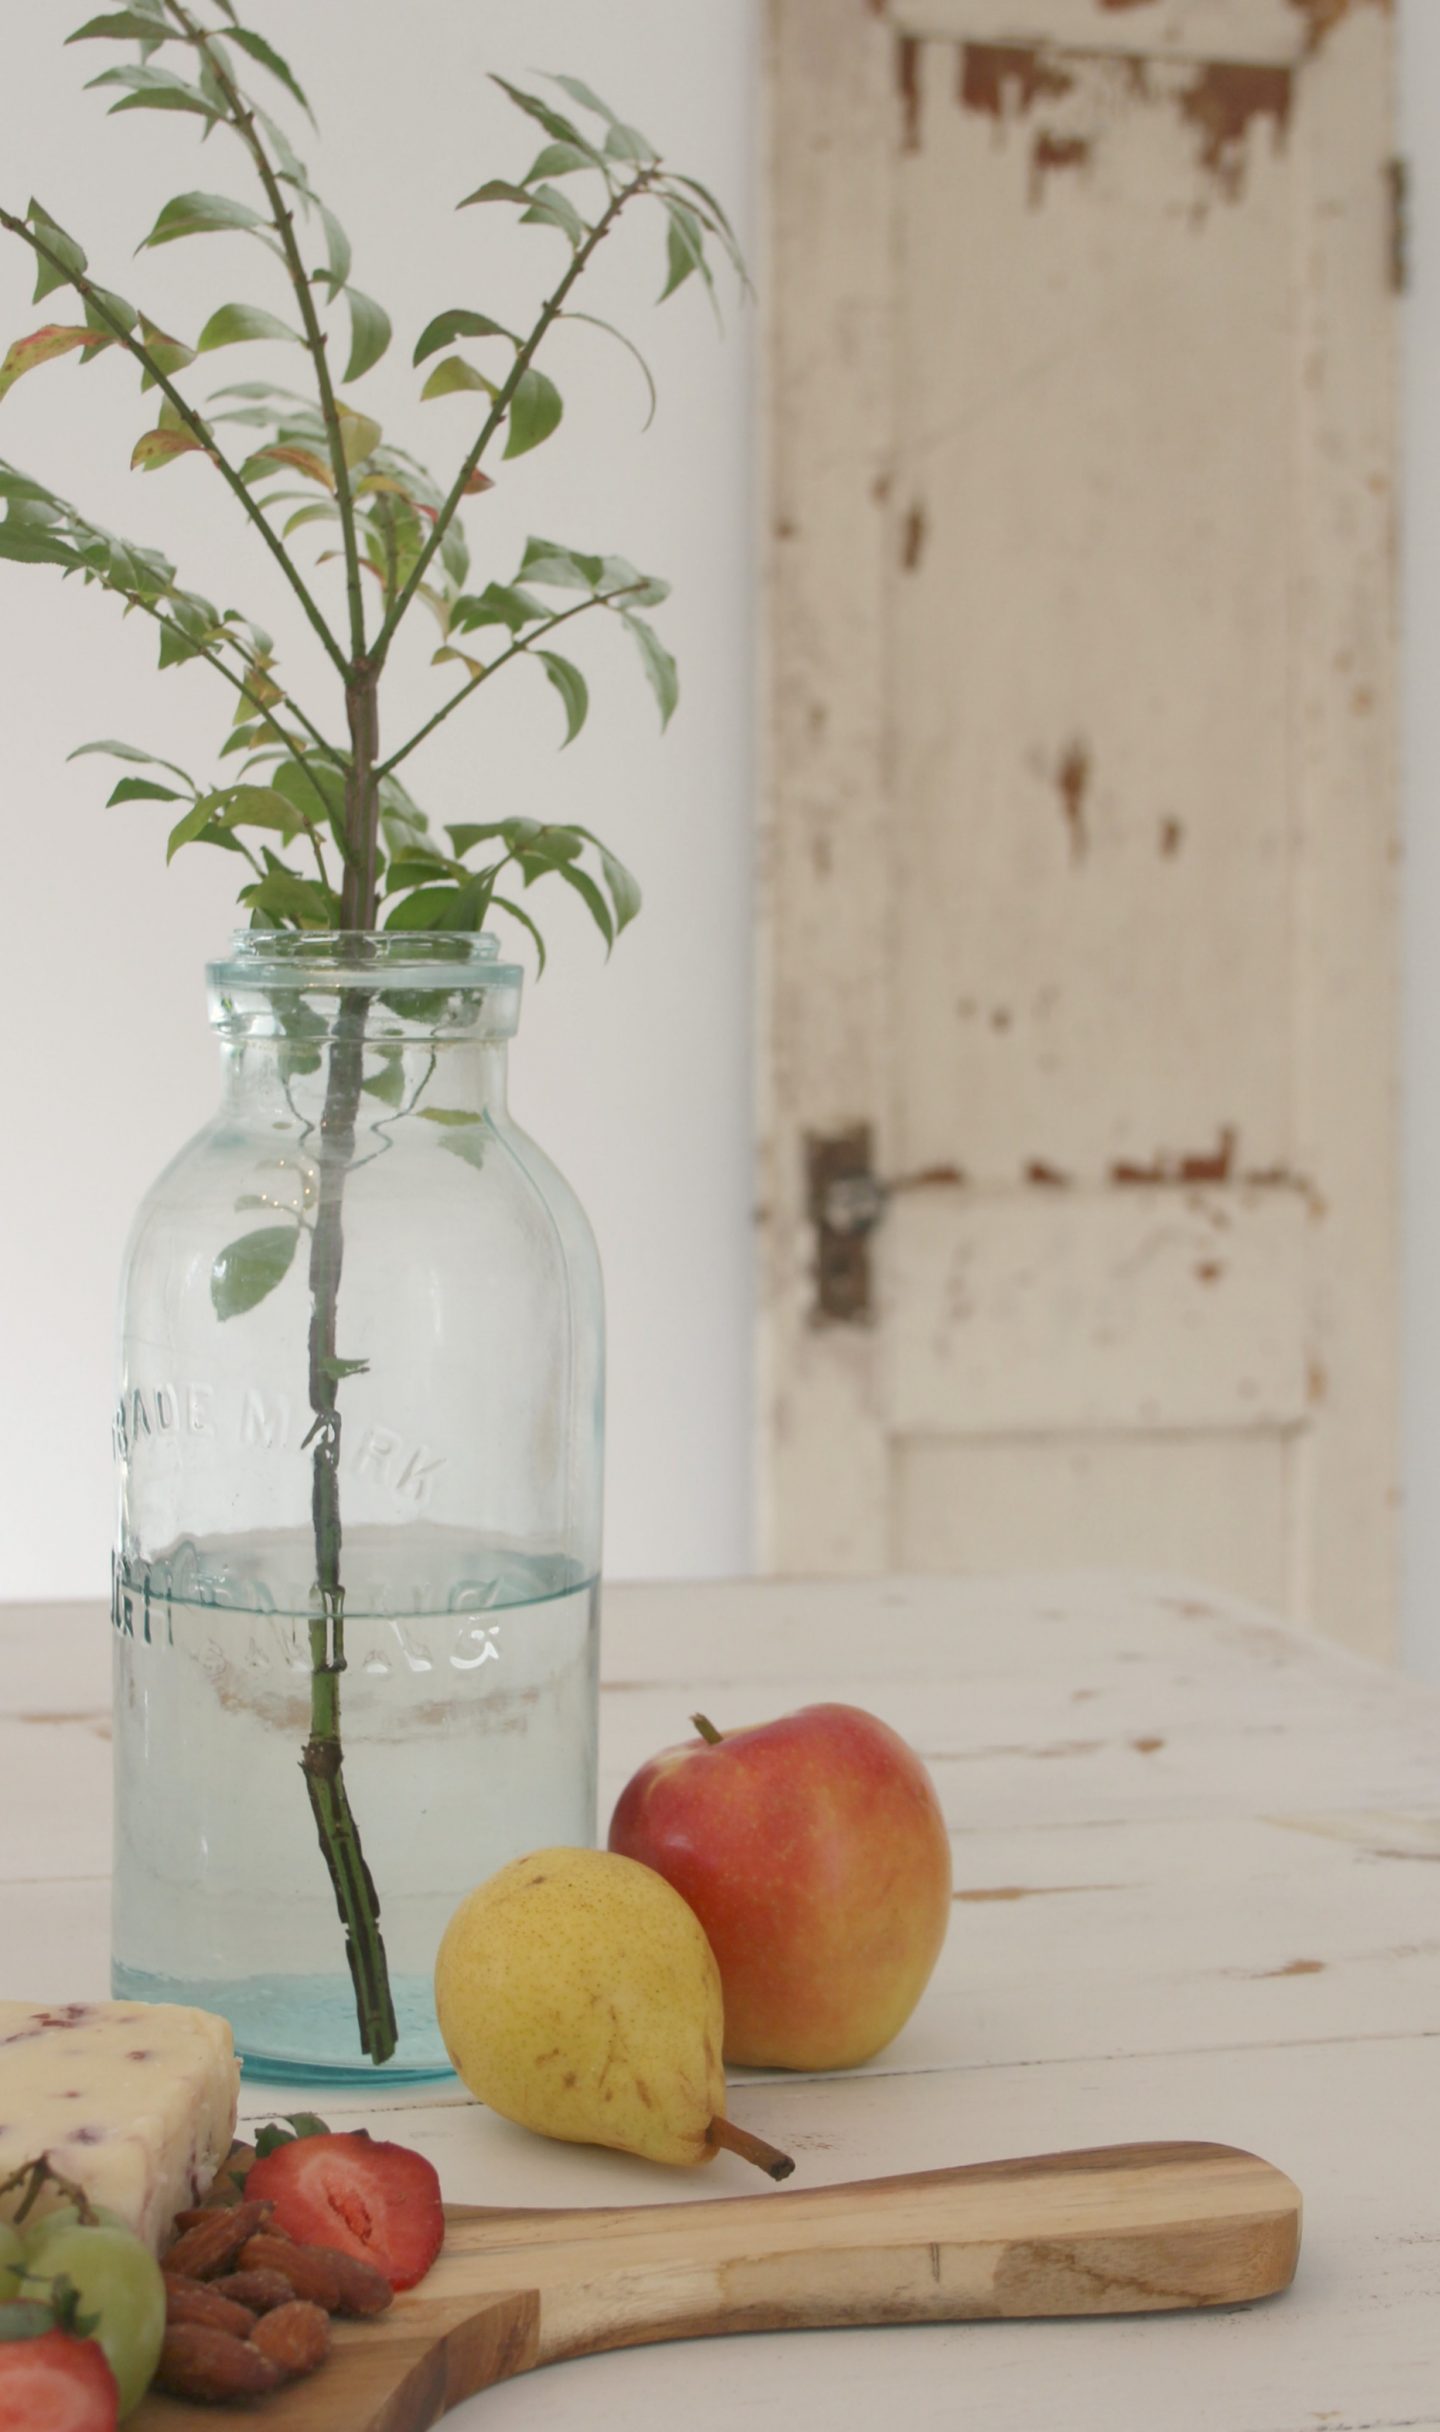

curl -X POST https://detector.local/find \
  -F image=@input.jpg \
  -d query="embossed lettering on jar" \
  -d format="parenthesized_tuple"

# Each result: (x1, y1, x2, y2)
(112, 933, 603, 2080)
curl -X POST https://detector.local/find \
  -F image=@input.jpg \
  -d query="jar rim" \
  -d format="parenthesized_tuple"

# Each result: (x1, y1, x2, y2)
(206, 928, 522, 993)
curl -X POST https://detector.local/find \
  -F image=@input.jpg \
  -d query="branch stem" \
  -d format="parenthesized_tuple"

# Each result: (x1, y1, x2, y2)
(371, 170, 654, 665)
(376, 586, 638, 777)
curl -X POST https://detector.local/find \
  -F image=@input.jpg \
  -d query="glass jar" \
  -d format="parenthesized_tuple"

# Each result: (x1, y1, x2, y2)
(111, 932, 603, 2081)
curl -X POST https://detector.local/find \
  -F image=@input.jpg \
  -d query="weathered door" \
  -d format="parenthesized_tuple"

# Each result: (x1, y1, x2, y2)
(759, 0, 1398, 1655)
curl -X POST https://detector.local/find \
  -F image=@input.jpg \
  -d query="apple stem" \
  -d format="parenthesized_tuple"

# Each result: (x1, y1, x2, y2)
(707, 2116, 795, 2181)
(691, 1713, 725, 1745)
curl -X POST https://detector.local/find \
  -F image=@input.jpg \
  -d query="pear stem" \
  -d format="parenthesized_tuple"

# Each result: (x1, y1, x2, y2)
(707, 2117, 795, 2181)
(691, 1713, 725, 1745)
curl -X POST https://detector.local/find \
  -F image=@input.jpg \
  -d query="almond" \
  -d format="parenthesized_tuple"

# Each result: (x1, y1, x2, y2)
(249, 2299, 331, 2378)
(213, 2267, 296, 2314)
(163, 2273, 257, 2339)
(326, 2249, 394, 2318)
(239, 2233, 342, 2311)
(165, 2196, 274, 2280)
(155, 2323, 284, 2402)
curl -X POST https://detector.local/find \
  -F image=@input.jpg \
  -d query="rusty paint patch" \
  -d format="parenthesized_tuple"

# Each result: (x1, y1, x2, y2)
(1030, 130, 1091, 208)
(890, 1162, 967, 1192)
(901, 502, 927, 570)
(897, 34, 922, 152)
(1253, 1956, 1327, 1977)
(1194, 1261, 1223, 1285)
(1159, 818, 1184, 857)
(1180, 63, 1291, 203)
(1112, 1127, 1236, 1188)
(1096, 0, 1157, 9)
(1288, 0, 1392, 55)
(959, 41, 1074, 123)
(1026, 1160, 1072, 1188)
(953, 1883, 1122, 1902)
(1131, 1735, 1165, 1755)
(991, 1006, 1012, 1033)
(1056, 740, 1090, 862)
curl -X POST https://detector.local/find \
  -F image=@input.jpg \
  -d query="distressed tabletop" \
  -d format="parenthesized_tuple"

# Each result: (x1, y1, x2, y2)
(2, 1575, 1437, 2431)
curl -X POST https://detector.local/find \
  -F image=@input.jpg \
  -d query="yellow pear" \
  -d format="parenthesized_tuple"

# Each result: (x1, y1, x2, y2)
(435, 1847, 790, 2176)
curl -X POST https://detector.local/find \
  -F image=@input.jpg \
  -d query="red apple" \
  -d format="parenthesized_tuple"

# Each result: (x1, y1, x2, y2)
(608, 1703, 952, 2070)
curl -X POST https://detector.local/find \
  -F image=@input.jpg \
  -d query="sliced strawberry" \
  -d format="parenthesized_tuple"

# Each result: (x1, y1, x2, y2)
(0, 2328, 118, 2432)
(245, 2130, 443, 2291)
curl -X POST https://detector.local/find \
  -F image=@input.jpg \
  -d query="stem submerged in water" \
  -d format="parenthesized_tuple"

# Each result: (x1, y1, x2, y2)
(301, 983, 396, 2066)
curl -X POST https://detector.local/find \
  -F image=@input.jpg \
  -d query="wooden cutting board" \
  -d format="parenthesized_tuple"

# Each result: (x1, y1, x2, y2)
(134, 2140, 1300, 2430)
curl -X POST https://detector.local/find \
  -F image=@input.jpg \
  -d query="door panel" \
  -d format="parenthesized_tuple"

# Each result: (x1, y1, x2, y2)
(760, 0, 1398, 1654)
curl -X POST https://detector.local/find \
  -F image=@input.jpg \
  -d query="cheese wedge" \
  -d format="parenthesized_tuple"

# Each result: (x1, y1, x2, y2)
(0, 2000, 239, 2252)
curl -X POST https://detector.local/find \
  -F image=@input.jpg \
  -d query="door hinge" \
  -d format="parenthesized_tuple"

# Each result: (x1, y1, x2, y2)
(1388, 156, 1409, 296)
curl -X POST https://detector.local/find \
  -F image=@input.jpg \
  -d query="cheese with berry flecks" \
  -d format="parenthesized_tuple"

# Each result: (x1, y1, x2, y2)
(0, 2000, 239, 2252)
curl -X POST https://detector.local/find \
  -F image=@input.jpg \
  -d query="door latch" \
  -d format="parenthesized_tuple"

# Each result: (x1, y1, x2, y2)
(806, 1125, 883, 1325)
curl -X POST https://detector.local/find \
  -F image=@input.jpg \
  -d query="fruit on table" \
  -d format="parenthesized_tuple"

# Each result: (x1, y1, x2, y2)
(435, 1847, 793, 2177)
(245, 2130, 443, 2292)
(23, 2222, 165, 2419)
(0, 2322, 120, 2430)
(609, 1702, 953, 2069)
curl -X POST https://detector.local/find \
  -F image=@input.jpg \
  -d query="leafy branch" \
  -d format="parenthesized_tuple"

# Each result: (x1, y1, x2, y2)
(0, 0, 743, 2069)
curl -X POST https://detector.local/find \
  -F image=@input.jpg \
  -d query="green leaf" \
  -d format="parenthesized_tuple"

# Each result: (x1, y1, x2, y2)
(488, 76, 600, 160)
(137, 313, 195, 389)
(449, 581, 546, 635)
(344, 288, 391, 381)
(362, 1053, 406, 1107)
(669, 172, 749, 282)
(434, 1124, 487, 1171)
(660, 199, 709, 302)
(521, 184, 586, 248)
(26, 200, 86, 305)
(419, 355, 495, 404)
(108, 774, 186, 805)
(551, 856, 614, 949)
(523, 141, 597, 181)
(86, 62, 217, 119)
(624, 612, 679, 726)
(131, 426, 208, 470)
(319, 1354, 369, 1382)
(491, 892, 547, 974)
(71, 736, 196, 785)
(418, 1106, 483, 1127)
(518, 534, 604, 591)
(166, 800, 218, 861)
(239, 868, 337, 927)
(0, 325, 110, 402)
(313, 201, 351, 298)
(0, 2302, 69, 2344)
(457, 178, 535, 213)
(567, 825, 643, 934)
(82, 283, 137, 344)
(221, 25, 313, 120)
(384, 884, 469, 931)
(141, 191, 267, 248)
(211, 783, 304, 839)
(67, 7, 171, 39)
(538, 651, 588, 746)
(197, 302, 301, 352)
(504, 367, 563, 460)
(547, 72, 645, 139)
(251, 2112, 333, 2163)
(561, 310, 657, 428)
(211, 1224, 298, 1320)
(413, 307, 515, 366)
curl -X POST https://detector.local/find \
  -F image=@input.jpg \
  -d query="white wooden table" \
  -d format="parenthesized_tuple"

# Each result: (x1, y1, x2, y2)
(4, 1575, 1439, 2431)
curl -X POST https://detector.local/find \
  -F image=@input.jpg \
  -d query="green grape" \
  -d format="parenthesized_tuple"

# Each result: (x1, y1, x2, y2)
(26, 2224, 165, 2419)
(0, 2225, 22, 2304)
(21, 2201, 130, 2258)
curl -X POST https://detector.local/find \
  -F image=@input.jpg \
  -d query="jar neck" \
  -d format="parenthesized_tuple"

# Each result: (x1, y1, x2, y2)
(218, 1032, 510, 1124)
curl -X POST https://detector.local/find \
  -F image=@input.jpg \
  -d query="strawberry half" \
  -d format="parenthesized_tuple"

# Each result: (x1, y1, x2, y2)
(245, 2130, 444, 2291)
(0, 2327, 119, 2432)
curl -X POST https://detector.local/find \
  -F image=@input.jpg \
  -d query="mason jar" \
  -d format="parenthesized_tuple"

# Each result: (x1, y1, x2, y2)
(111, 931, 603, 2081)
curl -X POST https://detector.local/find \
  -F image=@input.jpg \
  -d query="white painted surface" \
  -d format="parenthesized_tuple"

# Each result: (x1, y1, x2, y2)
(3, 1574, 1439, 2428)
(761, 0, 1401, 1661)
(0, 0, 758, 1597)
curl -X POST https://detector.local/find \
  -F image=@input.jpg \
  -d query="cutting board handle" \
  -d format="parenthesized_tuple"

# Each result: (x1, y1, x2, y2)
(136, 2140, 1301, 2432)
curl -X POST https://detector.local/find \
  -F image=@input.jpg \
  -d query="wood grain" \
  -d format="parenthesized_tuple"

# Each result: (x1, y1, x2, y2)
(132, 2143, 1299, 2431)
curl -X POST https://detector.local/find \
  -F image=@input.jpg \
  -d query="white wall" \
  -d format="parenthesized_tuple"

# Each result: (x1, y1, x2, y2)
(0, 0, 758, 1598)
(1401, 0, 1440, 1680)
